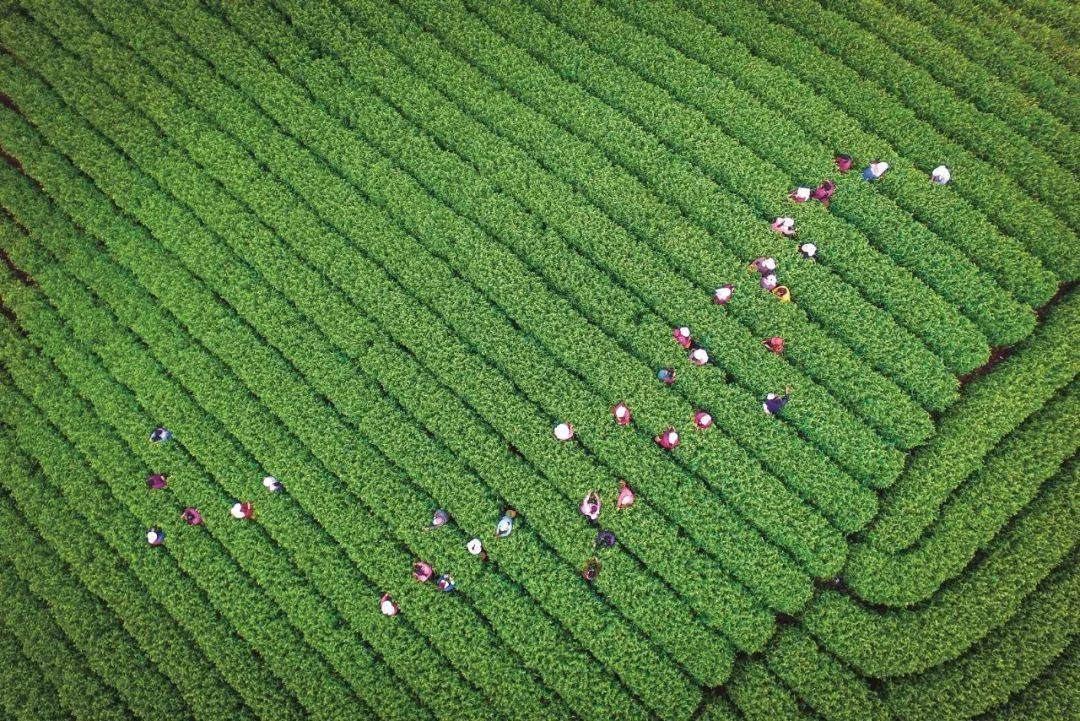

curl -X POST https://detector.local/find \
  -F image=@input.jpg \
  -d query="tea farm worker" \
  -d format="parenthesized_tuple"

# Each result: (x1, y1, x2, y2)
(496, 508, 518, 538)
(750, 257, 778, 275)
(579, 491, 601, 522)
(553, 422, 575, 442)
(812, 179, 836, 204)
(467, 537, 488, 561)
(862, 161, 889, 180)
(771, 218, 796, 236)
(789, 186, 811, 203)
(931, 165, 951, 184)
(149, 426, 172, 443)
(655, 427, 680, 450)
(412, 561, 434, 583)
(146, 527, 165, 546)
(181, 507, 203, 526)
(230, 501, 254, 520)
(380, 593, 399, 616)
(672, 326, 692, 349)
(426, 508, 450, 531)
(763, 388, 793, 415)
(713, 284, 734, 305)
(611, 402, 632, 426)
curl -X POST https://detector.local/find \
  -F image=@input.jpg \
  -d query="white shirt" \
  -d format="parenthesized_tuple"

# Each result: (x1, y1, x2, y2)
(931, 165, 951, 184)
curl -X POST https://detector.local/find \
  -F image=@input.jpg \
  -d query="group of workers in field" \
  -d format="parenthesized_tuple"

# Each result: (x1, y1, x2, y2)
(146, 153, 951, 617)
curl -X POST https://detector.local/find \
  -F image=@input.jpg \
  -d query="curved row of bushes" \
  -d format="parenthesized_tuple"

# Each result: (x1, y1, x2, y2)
(884, 553, 1078, 720)
(846, 384, 1078, 605)
(866, 292, 1079, 552)
(804, 458, 1078, 677)
(989, 638, 1079, 721)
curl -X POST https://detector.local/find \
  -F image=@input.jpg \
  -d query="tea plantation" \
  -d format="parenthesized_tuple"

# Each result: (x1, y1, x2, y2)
(0, 0, 1076, 719)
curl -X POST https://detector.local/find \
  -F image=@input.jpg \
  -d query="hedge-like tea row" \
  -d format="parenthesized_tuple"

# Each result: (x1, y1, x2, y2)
(679, 0, 1080, 281)
(819, 0, 1080, 175)
(0, 423, 249, 721)
(0, 311, 387, 720)
(0, 106, 673, 721)
(601, 0, 1060, 310)
(846, 382, 1079, 606)
(204, 0, 876, 548)
(403, 0, 996, 377)
(248, 0, 914, 489)
(991, 638, 1079, 721)
(503, 0, 1035, 351)
(80, 0, 848, 609)
(0, 470, 187, 720)
(866, 292, 1080, 552)
(763, 627, 888, 721)
(804, 456, 1078, 677)
(889, 0, 1080, 128)
(0, 553, 130, 721)
(726, 660, 809, 721)
(0, 64, 708, 716)
(1009, 0, 1080, 43)
(755, 0, 1080, 230)
(884, 552, 1079, 720)
(345, 0, 967, 421)
(10, 0, 794, 647)
(932, 0, 1080, 80)
(0, 622, 66, 721)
